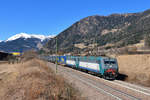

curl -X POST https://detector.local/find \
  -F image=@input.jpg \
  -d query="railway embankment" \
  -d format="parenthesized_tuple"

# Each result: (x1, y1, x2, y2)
(117, 54, 150, 87)
(0, 59, 82, 100)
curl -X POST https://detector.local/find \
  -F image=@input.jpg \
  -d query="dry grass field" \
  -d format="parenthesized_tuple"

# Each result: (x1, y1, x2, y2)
(117, 54, 150, 87)
(0, 59, 82, 100)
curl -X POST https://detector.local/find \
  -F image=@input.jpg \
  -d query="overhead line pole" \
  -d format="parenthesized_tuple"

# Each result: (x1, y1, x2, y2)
(56, 37, 58, 73)
(95, 35, 98, 56)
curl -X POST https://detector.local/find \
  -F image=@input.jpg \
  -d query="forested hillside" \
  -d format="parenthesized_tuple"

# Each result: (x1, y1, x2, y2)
(45, 9, 150, 54)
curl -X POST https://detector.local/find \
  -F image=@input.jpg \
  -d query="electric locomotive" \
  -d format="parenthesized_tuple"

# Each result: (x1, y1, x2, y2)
(46, 56, 119, 80)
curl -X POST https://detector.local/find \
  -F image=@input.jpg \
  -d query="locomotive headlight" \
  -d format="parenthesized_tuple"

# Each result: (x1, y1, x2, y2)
(109, 65, 112, 68)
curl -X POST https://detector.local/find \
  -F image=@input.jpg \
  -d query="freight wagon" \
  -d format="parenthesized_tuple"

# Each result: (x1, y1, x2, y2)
(45, 56, 119, 80)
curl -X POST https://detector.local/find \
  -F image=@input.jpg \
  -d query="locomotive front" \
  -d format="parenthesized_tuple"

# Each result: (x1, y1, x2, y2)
(102, 58, 118, 79)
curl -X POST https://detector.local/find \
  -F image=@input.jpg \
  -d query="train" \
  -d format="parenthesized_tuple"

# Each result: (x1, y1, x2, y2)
(43, 55, 119, 80)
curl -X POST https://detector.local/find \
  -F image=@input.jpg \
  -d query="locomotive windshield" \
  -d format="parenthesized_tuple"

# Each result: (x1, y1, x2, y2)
(104, 61, 116, 64)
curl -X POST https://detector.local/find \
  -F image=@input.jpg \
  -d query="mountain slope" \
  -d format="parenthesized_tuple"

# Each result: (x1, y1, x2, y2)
(45, 9, 150, 53)
(0, 33, 54, 52)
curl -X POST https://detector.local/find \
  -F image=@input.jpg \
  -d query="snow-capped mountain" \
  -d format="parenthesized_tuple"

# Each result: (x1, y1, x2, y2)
(6, 33, 55, 42)
(0, 33, 55, 52)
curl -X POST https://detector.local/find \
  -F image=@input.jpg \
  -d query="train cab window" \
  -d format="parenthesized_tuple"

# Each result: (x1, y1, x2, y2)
(104, 61, 116, 64)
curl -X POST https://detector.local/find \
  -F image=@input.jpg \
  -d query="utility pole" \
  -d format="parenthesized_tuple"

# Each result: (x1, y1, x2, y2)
(56, 37, 58, 73)
(94, 35, 98, 56)
(95, 35, 98, 56)
(93, 37, 96, 56)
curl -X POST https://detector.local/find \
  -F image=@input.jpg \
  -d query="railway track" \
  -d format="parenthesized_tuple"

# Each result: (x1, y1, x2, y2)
(67, 70, 140, 100)
(114, 80, 150, 93)
(47, 62, 150, 100)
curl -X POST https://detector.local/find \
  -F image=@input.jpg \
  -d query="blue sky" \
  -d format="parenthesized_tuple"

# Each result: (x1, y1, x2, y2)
(0, 0, 150, 40)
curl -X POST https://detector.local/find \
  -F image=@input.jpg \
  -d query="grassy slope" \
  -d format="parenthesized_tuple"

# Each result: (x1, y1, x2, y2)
(0, 59, 82, 100)
(117, 54, 150, 86)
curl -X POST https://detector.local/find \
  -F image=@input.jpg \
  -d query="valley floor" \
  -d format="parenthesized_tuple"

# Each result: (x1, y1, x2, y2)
(0, 54, 150, 100)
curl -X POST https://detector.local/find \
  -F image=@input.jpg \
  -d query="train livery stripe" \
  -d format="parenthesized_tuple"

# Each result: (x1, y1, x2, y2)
(66, 60, 76, 65)
(79, 66, 99, 73)
(79, 61, 100, 71)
